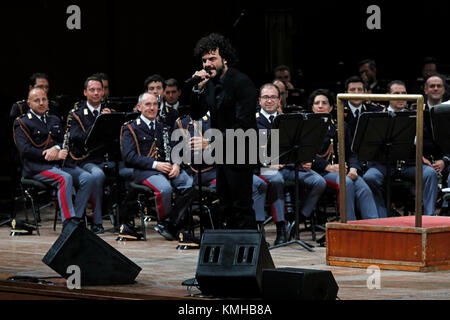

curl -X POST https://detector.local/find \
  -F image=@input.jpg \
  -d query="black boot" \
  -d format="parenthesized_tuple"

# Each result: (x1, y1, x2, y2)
(274, 221, 287, 246)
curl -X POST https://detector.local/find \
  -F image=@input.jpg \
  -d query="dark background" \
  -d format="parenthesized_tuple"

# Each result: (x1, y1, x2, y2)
(2, 0, 450, 214)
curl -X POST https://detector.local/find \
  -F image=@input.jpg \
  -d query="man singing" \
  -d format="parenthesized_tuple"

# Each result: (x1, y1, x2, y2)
(189, 33, 258, 230)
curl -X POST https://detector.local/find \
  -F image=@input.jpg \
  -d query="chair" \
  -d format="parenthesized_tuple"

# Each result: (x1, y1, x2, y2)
(389, 177, 415, 216)
(127, 182, 158, 241)
(16, 177, 60, 236)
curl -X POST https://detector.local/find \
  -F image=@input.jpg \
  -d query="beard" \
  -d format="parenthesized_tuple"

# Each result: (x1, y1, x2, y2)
(206, 60, 226, 83)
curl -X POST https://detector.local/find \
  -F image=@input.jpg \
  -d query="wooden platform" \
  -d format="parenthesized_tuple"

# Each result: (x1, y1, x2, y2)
(326, 216, 450, 272)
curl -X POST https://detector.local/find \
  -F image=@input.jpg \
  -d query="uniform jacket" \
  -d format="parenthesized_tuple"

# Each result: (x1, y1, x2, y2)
(175, 113, 213, 173)
(13, 112, 66, 177)
(121, 117, 169, 183)
(68, 101, 109, 165)
(312, 120, 361, 175)
(344, 101, 385, 138)
(423, 104, 450, 161)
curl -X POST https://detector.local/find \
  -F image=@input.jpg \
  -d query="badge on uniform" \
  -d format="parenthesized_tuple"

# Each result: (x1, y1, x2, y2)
(84, 108, 89, 116)
(256, 113, 260, 118)
(28, 113, 33, 119)
(136, 119, 141, 126)
(203, 116, 208, 121)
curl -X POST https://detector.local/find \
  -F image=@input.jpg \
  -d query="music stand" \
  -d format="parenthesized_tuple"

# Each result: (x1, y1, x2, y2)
(85, 112, 137, 232)
(430, 104, 450, 154)
(352, 111, 417, 217)
(86, 112, 137, 153)
(270, 113, 330, 252)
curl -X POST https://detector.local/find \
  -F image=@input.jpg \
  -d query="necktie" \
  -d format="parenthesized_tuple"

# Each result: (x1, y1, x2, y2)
(269, 115, 274, 124)
(149, 122, 155, 134)
(93, 110, 99, 118)
(41, 115, 47, 124)
(354, 109, 360, 119)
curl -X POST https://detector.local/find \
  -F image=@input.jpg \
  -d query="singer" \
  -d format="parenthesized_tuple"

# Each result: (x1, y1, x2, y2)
(189, 33, 258, 230)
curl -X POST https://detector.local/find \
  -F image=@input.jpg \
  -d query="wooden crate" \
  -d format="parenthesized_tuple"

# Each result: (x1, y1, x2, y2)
(326, 217, 450, 272)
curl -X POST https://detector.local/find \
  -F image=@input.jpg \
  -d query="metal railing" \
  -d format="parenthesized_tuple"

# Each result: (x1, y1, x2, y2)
(336, 94, 425, 227)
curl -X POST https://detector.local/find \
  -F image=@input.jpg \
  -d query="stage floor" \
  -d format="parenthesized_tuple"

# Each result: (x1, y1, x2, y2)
(0, 208, 449, 301)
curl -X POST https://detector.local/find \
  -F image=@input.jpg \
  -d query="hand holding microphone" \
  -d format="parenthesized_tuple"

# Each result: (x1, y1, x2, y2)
(185, 69, 212, 90)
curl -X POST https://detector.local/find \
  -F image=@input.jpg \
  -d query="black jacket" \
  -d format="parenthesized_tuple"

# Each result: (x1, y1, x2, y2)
(190, 68, 257, 167)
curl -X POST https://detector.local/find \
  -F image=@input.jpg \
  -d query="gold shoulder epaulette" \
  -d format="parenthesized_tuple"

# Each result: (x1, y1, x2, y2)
(73, 101, 82, 110)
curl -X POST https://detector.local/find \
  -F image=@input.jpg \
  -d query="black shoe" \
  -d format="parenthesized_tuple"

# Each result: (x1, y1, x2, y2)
(91, 224, 104, 234)
(176, 231, 201, 250)
(274, 221, 288, 246)
(9, 219, 36, 236)
(154, 223, 175, 241)
(116, 224, 144, 241)
(62, 217, 84, 231)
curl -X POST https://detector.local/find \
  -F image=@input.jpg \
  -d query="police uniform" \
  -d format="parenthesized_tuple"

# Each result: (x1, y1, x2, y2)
(158, 101, 182, 130)
(68, 101, 111, 226)
(175, 113, 216, 186)
(255, 111, 286, 224)
(13, 111, 95, 224)
(121, 115, 193, 234)
(423, 104, 450, 204)
(312, 119, 379, 220)
(263, 112, 327, 220)
(344, 101, 385, 139)
(363, 106, 438, 217)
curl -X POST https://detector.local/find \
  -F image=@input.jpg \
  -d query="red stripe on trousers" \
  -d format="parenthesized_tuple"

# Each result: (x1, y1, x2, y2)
(41, 170, 72, 220)
(325, 179, 340, 208)
(259, 175, 277, 222)
(142, 180, 166, 221)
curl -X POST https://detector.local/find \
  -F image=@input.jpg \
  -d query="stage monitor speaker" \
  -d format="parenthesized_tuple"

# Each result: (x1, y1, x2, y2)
(262, 267, 339, 300)
(42, 220, 142, 286)
(195, 229, 275, 298)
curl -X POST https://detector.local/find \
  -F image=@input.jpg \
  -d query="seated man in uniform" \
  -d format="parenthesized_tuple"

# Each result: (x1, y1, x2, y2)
(68, 75, 114, 234)
(13, 88, 95, 230)
(121, 92, 193, 241)
(256, 83, 288, 245)
(363, 81, 439, 217)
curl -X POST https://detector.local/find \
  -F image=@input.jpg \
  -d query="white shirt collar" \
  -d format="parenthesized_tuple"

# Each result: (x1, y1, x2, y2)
(260, 109, 278, 122)
(387, 106, 407, 112)
(87, 102, 101, 114)
(140, 115, 156, 128)
(165, 101, 180, 110)
(30, 109, 45, 121)
(348, 101, 362, 116)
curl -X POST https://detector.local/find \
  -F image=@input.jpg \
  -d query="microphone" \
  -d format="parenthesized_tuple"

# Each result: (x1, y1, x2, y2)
(184, 70, 212, 86)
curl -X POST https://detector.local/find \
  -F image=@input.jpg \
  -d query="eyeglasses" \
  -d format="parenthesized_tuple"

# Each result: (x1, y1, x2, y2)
(261, 95, 279, 100)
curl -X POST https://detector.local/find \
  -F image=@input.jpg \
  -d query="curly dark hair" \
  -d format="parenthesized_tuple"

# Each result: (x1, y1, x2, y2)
(193, 33, 239, 67)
